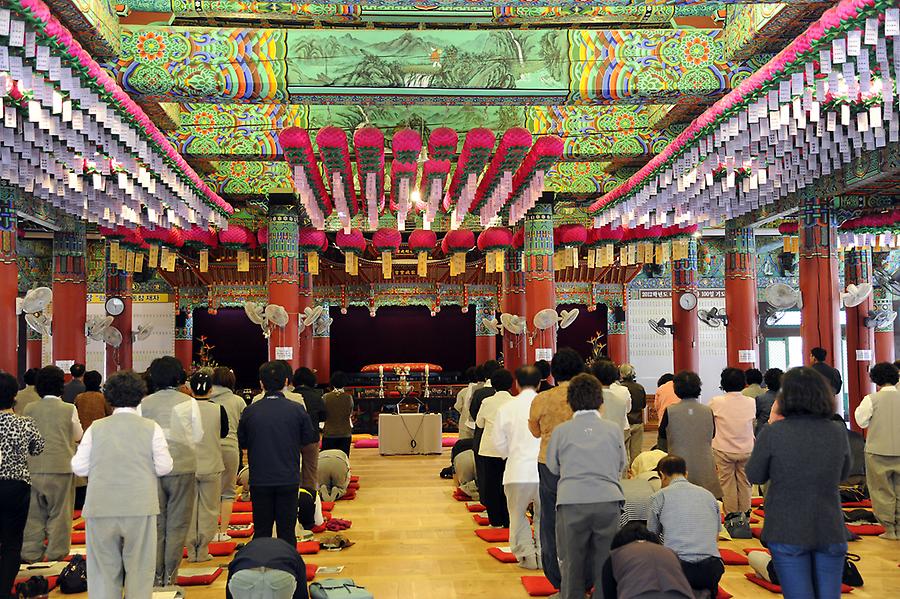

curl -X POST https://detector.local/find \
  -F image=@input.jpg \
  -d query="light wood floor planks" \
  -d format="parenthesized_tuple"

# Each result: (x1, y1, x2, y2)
(56, 445, 900, 598)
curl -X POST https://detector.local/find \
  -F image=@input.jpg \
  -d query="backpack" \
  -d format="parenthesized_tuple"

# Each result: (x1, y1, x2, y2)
(58, 555, 87, 594)
(309, 578, 374, 599)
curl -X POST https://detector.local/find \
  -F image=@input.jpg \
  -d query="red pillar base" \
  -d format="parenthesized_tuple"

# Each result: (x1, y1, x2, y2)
(476, 335, 497, 366)
(607, 333, 628, 365)
(874, 331, 895, 364)
(175, 339, 193, 372)
(26, 338, 42, 370)
(312, 336, 330, 384)
(0, 261, 17, 375)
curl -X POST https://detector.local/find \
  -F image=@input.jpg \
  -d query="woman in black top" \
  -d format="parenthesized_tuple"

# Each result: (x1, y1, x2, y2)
(746, 367, 850, 599)
(0, 372, 45, 596)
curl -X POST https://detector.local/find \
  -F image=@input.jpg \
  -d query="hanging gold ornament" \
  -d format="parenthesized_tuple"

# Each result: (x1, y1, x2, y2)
(237, 250, 250, 272)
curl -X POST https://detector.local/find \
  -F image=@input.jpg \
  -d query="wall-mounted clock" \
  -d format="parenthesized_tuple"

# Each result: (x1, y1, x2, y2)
(678, 292, 698, 311)
(105, 296, 125, 317)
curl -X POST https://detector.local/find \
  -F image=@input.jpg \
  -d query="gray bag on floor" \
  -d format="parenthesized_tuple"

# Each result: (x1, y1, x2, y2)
(309, 579, 374, 599)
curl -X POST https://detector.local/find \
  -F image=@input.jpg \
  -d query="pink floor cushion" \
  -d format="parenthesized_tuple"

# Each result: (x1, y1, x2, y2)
(521, 576, 557, 597)
(232, 501, 253, 513)
(846, 524, 885, 536)
(354, 438, 379, 449)
(475, 528, 509, 543)
(488, 547, 518, 563)
(467, 503, 487, 513)
(71, 531, 85, 545)
(229, 513, 253, 526)
(719, 548, 749, 566)
(442, 437, 458, 447)
(473, 514, 490, 526)
(297, 541, 320, 555)
(177, 567, 222, 586)
(227, 525, 254, 538)
(745, 573, 853, 594)
(306, 563, 317, 582)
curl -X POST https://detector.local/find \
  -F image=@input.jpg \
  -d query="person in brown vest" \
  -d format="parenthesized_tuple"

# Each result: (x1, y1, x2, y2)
(855, 362, 900, 540)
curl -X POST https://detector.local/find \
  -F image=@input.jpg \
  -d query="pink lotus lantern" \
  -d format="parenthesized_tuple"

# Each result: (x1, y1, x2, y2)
(298, 227, 328, 276)
(554, 224, 587, 269)
(408, 229, 438, 277)
(372, 228, 402, 279)
(477, 227, 513, 273)
(335, 228, 366, 275)
(443, 229, 476, 277)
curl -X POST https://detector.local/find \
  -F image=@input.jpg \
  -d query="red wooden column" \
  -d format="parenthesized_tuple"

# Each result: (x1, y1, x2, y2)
(671, 238, 700, 374)
(0, 186, 18, 375)
(267, 205, 301, 369)
(873, 252, 895, 364)
(844, 248, 875, 432)
(798, 198, 841, 369)
(724, 225, 759, 368)
(174, 310, 193, 371)
(52, 223, 87, 368)
(312, 308, 330, 384)
(524, 202, 556, 364)
(474, 299, 497, 365)
(298, 272, 314, 369)
(502, 247, 526, 373)
(105, 253, 133, 374)
(26, 328, 42, 370)
(606, 286, 628, 364)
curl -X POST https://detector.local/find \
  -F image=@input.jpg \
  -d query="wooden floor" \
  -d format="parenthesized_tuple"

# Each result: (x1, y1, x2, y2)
(55, 444, 900, 598)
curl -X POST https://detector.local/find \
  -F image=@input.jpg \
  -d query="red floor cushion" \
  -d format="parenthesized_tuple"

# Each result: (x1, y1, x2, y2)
(306, 563, 317, 582)
(842, 500, 871, 508)
(182, 542, 237, 558)
(716, 587, 732, 599)
(229, 513, 253, 526)
(751, 497, 764, 507)
(453, 488, 472, 501)
(719, 548, 749, 566)
(743, 547, 770, 555)
(297, 541, 320, 555)
(745, 573, 853, 594)
(312, 524, 327, 534)
(753, 509, 765, 518)
(442, 437, 458, 447)
(847, 524, 885, 536)
(227, 525, 254, 538)
(347, 481, 360, 490)
(473, 514, 490, 526)
(73, 520, 85, 531)
(71, 510, 81, 520)
(177, 567, 222, 586)
(467, 503, 487, 513)
(475, 528, 509, 543)
(488, 547, 518, 564)
(751, 527, 763, 539)
(71, 531, 85, 545)
(521, 576, 557, 597)
(232, 501, 253, 513)
(321, 501, 335, 512)
(350, 475, 359, 483)
(340, 489, 356, 500)
(354, 438, 379, 449)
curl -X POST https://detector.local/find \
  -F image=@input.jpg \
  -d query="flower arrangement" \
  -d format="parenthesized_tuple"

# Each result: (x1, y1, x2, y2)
(409, 229, 438, 277)
(472, 128, 533, 225)
(353, 127, 385, 230)
(335, 228, 366, 275)
(506, 136, 564, 226)
(316, 127, 358, 229)
(372, 228, 402, 279)
(279, 127, 331, 229)
(477, 227, 513, 273)
(445, 128, 496, 223)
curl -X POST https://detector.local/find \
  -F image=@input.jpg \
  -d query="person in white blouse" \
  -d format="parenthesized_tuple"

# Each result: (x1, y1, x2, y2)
(492, 365, 543, 569)
(593, 360, 631, 446)
(476, 369, 516, 528)
(72, 370, 173, 599)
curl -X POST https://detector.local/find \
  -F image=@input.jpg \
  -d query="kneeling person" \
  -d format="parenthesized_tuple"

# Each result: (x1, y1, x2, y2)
(227, 537, 308, 599)
(318, 449, 351, 502)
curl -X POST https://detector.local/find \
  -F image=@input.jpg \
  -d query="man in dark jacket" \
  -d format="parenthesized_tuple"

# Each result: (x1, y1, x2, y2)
(810, 347, 843, 395)
(292, 367, 325, 438)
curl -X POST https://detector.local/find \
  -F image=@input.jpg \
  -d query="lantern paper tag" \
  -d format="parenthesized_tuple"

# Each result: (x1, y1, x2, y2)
(200, 250, 208, 272)
(0, 10, 9, 36)
(149, 244, 159, 268)
(832, 38, 847, 63)
(0, 47, 8, 72)
(886, 8, 900, 36)
(125, 251, 135, 273)
(135, 252, 144, 272)
(848, 30, 862, 56)
(237, 250, 249, 272)
(166, 251, 176, 272)
(9, 19, 24, 47)
(865, 18, 879, 45)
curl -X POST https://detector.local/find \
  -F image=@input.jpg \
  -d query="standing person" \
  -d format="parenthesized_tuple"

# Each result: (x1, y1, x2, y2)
(293, 368, 325, 439)
(493, 365, 542, 569)
(600, 522, 694, 599)
(470, 360, 501, 488)
(210, 367, 247, 543)
(657, 371, 721, 498)
(226, 537, 308, 599)
(141, 356, 204, 587)
(742, 369, 765, 399)
(238, 361, 319, 546)
(318, 449, 351, 502)
(70, 370, 173, 599)
(854, 362, 900, 540)
(74, 370, 113, 431)
(0, 372, 44, 597)
(321, 372, 353, 457)
(475, 369, 515, 528)
(185, 370, 227, 562)
(709, 368, 755, 523)
(654, 374, 678, 419)
(453, 367, 477, 441)
(648, 456, 724, 599)
(619, 364, 647, 465)
(535, 360, 553, 392)
(13, 368, 40, 415)
(528, 348, 585, 591)
(810, 347, 843, 396)
(546, 373, 626, 599)
(21, 365, 82, 562)
(755, 368, 783, 436)
(593, 360, 631, 445)
(62, 363, 86, 404)
(747, 367, 852, 596)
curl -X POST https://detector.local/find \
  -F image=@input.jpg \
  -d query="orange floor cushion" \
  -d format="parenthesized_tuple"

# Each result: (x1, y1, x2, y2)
(521, 576, 557, 597)
(227, 525, 254, 538)
(745, 573, 852, 593)
(719, 548, 749, 566)
(488, 547, 518, 564)
(475, 528, 509, 543)
(467, 503, 487, 513)
(306, 563, 317, 582)
(232, 501, 253, 512)
(176, 567, 223, 586)
(229, 513, 253, 525)
(453, 488, 472, 501)
(322, 501, 336, 512)
(71, 531, 85, 545)
(473, 514, 490, 526)
(297, 541, 320, 555)
(73, 520, 85, 531)
(751, 498, 764, 507)
(847, 524, 885, 535)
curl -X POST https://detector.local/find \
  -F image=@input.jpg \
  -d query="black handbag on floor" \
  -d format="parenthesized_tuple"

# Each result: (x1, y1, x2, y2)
(843, 553, 864, 587)
(724, 512, 752, 539)
(58, 555, 87, 594)
(16, 575, 49, 599)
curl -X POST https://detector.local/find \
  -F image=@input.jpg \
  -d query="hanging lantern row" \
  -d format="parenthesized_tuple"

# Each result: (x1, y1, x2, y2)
(472, 128, 533, 226)
(317, 126, 358, 231)
(589, 0, 900, 232)
(389, 161, 418, 231)
(445, 128, 496, 227)
(1, 0, 232, 230)
(218, 225, 257, 273)
(278, 128, 330, 229)
(580, 224, 699, 268)
(838, 209, 900, 248)
(353, 127, 385, 231)
(100, 226, 148, 273)
(140, 226, 183, 271)
(477, 227, 513, 274)
(419, 160, 452, 230)
(778, 221, 800, 253)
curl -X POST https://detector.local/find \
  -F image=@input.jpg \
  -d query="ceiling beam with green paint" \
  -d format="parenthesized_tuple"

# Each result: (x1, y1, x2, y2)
(114, 26, 768, 105)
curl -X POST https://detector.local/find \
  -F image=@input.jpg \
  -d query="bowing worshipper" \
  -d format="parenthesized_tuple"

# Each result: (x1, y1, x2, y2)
(321, 372, 354, 457)
(475, 368, 515, 528)
(654, 373, 678, 419)
(855, 362, 900, 540)
(13, 368, 40, 415)
(492, 365, 542, 569)
(648, 455, 724, 599)
(74, 370, 112, 431)
(293, 367, 325, 438)
(657, 371, 722, 499)
(238, 361, 319, 546)
(535, 359, 553, 392)
(619, 470, 661, 528)
(21, 365, 82, 563)
(71, 370, 173, 599)
(185, 369, 228, 562)
(528, 348, 585, 591)
(318, 448, 351, 502)
(62, 363, 86, 405)
(141, 355, 204, 587)
(742, 368, 765, 399)
(709, 367, 755, 526)
(619, 364, 647, 465)
(754, 368, 782, 436)
(297, 487, 324, 535)
(210, 366, 247, 542)
(227, 538, 309, 599)
(593, 360, 631, 450)
(453, 449, 478, 499)
(546, 373, 626, 599)
(630, 449, 667, 476)
(600, 522, 694, 599)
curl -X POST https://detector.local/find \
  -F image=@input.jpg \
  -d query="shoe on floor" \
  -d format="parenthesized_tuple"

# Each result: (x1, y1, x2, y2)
(878, 531, 898, 540)
(517, 555, 539, 570)
(214, 532, 232, 542)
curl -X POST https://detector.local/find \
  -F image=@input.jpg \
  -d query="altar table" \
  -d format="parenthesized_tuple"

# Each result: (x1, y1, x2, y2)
(377, 413, 443, 455)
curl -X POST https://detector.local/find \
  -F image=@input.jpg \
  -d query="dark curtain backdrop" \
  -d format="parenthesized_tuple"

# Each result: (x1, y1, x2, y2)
(557, 303, 607, 361)
(329, 305, 475, 374)
(192, 308, 268, 388)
